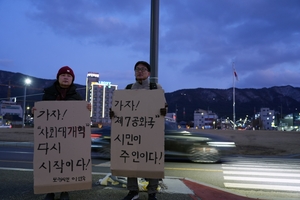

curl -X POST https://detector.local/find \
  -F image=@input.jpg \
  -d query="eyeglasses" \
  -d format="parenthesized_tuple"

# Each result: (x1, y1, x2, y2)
(135, 67, 148, 72)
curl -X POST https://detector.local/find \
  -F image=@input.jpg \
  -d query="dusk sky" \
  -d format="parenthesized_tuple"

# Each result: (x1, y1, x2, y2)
(0, 0, 299, 92)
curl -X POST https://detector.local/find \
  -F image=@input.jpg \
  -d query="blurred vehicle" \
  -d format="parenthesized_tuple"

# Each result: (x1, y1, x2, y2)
(91, 126, 111, 159)
(0, 124, 12, 128)
(91, 118, 236, 163)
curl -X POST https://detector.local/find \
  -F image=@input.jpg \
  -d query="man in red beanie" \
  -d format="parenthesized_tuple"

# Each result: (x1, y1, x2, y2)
(42, 66, 80, 100)
(56, 66, 75, 82)
(39, 66, 91, 200)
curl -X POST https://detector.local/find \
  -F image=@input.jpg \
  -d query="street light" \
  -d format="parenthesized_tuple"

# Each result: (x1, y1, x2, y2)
(22, 78, 31, 128)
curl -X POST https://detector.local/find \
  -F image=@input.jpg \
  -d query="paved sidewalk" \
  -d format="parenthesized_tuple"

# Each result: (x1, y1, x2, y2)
(0, 169, 257, 200)
(94, 173, 257, 200)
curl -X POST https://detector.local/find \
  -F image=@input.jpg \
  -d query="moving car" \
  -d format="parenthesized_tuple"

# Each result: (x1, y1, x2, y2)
(91, 118, 236, 163)
(0, 124, 12, 129)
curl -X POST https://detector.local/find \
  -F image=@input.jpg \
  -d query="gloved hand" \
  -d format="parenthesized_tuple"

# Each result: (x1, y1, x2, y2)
(160, 104, 168, 116)
(109, 108, 115, 119)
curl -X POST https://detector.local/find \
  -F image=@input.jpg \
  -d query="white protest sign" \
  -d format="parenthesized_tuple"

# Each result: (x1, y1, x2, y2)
(110, 89, 165, 179)
(33, 101, 92, 194)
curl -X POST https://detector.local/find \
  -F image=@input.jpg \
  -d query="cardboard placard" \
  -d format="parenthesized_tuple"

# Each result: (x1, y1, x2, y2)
(33, 101, 92, 194)
(110, 89, 165, 179)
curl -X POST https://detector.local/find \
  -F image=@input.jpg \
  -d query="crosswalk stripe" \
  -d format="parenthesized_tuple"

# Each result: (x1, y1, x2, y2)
(222, 158, 300, 192)
(224, 183, 300, 192)
(224, 176, 300, 183)
(222, 166, 300, 172)
(223, 171, 300, 177)
(222, 163, 300, 169)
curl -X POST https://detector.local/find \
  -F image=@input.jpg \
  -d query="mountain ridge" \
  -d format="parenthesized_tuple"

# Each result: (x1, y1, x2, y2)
(1, 70, 299, 123)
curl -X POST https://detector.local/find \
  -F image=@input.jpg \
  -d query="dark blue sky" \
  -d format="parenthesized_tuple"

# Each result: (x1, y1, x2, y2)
(0, 0, 299, 92)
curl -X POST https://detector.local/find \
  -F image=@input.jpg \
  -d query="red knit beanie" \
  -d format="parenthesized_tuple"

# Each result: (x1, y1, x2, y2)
(57, 66, 75, 82)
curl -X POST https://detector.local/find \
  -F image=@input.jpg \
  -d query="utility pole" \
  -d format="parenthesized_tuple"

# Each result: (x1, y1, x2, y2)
(149, 0, 159, 84)
(232, 62, 238, 130)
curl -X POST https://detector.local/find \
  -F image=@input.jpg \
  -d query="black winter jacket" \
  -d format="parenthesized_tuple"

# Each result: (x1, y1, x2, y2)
(42, 81, 83, 101)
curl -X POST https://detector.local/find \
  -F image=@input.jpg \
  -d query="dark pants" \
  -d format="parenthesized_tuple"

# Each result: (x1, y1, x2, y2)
(127, 177, 158, 194)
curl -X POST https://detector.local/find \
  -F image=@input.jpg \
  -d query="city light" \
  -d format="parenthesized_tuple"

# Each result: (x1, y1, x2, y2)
(22, 78, 31, 128)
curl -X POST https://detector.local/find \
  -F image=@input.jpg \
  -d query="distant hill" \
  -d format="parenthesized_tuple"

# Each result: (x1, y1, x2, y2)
(1, 70, 299, 123)
(165, 86, 300, 123)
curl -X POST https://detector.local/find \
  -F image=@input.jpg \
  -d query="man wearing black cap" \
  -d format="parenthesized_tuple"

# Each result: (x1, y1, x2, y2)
(112, 61, 167, 200)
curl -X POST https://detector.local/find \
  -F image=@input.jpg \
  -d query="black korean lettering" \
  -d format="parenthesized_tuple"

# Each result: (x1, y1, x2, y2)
(114, 134, 122, 143)
(37, 143, 49, 155)
(114, 100, 124, 111)
(50, 142, 61, 154)
(53, 160, 64, 173)
(39, 128, 46, 137)
(78, 176, 86, 181)
(78, 126, 85, 138)
(148, 152, 155, 163)
(120, 150, 130, 163)
(132, 151, 139, 163)
(68, 126, 77, 138)
(132, 117, 139, 127)
(48, 127, 57, 138)
(140, 151, 147, 162)
(139, 116, 147, 127)
(147, 117, 155, 128)
(124, 100, 134, 111)
(76, 158, 90, 171)
(58, 127, 67, 138)
(133, 135, 141, 144)
(65, 160, 74, 172)
(36, 110, 46, 119)
(49, 109, 60, 120)
(125, 134, 141, 145)
(125, 134, 133, 145)
(55, 177, 70, 182)
(72, 176, 86, 182)
(115, 116, 123, 126)
(39, 161, 51, 173)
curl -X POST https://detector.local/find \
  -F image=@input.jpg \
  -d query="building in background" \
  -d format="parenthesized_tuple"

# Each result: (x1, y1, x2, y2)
(0, 99, 23, 126)
(256, 107, 275, 130)
(89, 80, 118, 126)
(86, 72, 100, 103)
(194, 109, 218, 129)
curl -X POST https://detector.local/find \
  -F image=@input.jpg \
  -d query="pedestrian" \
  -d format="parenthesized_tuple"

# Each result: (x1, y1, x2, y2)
(34, 66, 91, 200)
(110, 61, 167, 200)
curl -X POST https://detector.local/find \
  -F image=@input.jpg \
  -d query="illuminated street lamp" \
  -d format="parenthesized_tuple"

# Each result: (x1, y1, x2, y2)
(22, 78, 31, 128)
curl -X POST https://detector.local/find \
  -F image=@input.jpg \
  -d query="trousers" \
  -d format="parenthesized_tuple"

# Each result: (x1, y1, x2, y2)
(127, 177, 158, 194)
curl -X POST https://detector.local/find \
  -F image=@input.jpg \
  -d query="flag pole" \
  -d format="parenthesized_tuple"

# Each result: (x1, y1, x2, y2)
(232, 62, 236, 130)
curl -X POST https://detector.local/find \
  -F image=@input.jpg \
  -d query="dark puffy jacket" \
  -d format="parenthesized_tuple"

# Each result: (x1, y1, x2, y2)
(42, 81, 83, 101)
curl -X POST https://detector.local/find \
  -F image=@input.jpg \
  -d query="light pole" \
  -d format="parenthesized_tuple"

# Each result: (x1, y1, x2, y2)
(22, 78, 31, 128)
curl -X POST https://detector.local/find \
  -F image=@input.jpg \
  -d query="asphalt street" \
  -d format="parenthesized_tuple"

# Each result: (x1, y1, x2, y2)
(1, 128, 300, 200)
(0, 141, 260, 200)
